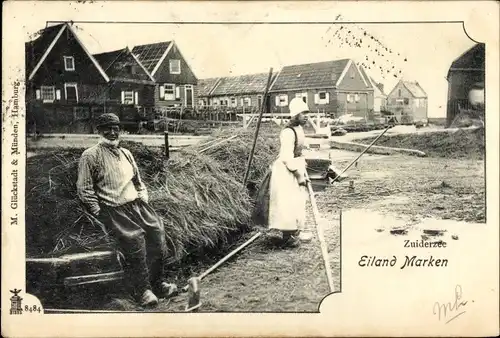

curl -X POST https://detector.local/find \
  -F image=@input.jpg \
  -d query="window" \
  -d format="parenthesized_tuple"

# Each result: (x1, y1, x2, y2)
(40, 86, 56, 102)
(64, 83, 78, 103)
(316, 91, 329, 105)
(349, 69, 355, 79)
(295, 92, 308, 104)
(64, 56, 75, 71)
(160, 84, 175, 100)
(244, 97, 251, 106)
(231, 97, 237, 107)
(169, 59, 181, 74)
(198, 99, 205, 107)
(347, 94, 355, 103)
(398, 89, 402, 97)
(415, 99, 420, 108)
(122, 91, 135, 105)
(276, 94, 288, 107)
(404, 98, 409, 105)
(355, 94, 360, 103)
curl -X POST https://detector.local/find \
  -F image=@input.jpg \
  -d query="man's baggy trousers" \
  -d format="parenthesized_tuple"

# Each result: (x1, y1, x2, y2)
(100, 199, 168, 295)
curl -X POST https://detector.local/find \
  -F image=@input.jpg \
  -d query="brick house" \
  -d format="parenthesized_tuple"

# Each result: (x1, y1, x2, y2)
(268, 59, 374, 118)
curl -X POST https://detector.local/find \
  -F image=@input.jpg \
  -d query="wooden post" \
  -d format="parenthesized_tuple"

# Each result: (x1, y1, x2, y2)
(164, 130, 170, 159)
(243, 67, 274, 186)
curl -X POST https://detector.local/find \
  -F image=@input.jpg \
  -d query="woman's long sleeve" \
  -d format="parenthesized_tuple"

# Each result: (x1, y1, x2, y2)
(278, 128, 306, 173)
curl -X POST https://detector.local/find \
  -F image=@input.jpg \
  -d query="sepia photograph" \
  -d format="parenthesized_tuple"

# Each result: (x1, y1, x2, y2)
(2, 1, 498, 336)
(24, 17, 484, 312)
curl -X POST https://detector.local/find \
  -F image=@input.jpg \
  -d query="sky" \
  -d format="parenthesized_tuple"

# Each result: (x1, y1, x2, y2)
(17, 2, 481, 118)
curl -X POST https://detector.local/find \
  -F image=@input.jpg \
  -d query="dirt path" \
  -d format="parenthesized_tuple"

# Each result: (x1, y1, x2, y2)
(152, 151, 484, 312)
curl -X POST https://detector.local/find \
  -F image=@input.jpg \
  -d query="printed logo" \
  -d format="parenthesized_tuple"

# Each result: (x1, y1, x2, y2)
(10, 288, 23, 315)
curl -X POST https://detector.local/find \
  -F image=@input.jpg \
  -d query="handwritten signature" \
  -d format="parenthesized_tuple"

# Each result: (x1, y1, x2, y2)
(433, 285, 469, 324)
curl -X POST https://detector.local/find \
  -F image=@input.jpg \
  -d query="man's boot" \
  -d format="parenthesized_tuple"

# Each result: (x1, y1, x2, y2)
(156, 282, 179, 299)
(140, 289, 159, 307)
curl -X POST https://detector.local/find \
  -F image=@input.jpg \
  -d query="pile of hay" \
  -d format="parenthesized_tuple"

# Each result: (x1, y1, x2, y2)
(26, 127, 281, 264)
(190, 122, 282, 184)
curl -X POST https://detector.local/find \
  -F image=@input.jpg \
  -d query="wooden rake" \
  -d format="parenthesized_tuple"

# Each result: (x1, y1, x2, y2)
(182, 68, 274, 312)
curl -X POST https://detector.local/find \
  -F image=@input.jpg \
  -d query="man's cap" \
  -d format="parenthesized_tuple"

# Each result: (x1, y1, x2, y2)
(96, 113, 121, 127)
(289, 97, 310, 117)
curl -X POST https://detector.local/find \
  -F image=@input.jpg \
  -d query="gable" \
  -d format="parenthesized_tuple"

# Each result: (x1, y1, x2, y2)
(27, 25, 109, 84)
(387, 81, 412, 99)
(337, 62, 372, 91)
(132, 41, 171, 75)
(25, 24, 65, 79)
(151, 43, 197, 85)
(27, 24, 108, 84)
(94, 49, 154, 84)
(402, 82, 427, 98)
(198, 78, 220, 97)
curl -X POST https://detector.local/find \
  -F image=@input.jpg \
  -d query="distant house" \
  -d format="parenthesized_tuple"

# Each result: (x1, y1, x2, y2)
(197, 77, 221, 107)
(268, 59, 374, 118)
(25, 23, 156, 133)
(200, 73, 274, 111)
(386, 80, 428, 124)
(367, 76, 387, 113)
(132, 41, 198, 110)
(446, 43, 485, 127)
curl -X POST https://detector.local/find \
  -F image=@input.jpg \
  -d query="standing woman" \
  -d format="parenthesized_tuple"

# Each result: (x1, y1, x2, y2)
(253, 97, 312, 247)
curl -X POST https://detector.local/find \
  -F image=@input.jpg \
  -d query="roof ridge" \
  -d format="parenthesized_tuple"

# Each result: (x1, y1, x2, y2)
(132, 40, 172, 48)
(93, 47, 127, 57)
(283, 58, 350, 68)
(219, 72, 271, 79)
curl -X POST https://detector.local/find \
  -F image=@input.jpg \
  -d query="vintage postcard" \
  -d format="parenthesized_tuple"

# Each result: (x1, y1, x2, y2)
(2, 0, 499, 336)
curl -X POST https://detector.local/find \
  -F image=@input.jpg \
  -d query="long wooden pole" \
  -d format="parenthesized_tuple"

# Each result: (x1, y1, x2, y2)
(199, 135, 239, 153)
(198, 232, 263, 280)
(307, 181, 335, 293)
(181, 232, 263, 292)
(164, 130, 170, 159)
(330, 125, 391, 183)
(242, 67, 273, 187)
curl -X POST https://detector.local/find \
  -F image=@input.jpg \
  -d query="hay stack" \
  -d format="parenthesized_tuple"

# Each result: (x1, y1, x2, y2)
(191, 122, 281, 183)
(26, 127, 281, 264)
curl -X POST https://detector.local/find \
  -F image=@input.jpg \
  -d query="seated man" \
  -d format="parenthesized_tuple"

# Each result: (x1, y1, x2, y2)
(76, 113, 177, 307)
